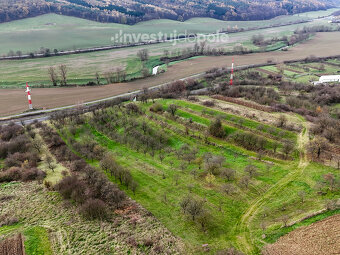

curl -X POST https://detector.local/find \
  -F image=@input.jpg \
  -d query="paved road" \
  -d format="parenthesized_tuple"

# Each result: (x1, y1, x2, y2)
(0, 72, 207, 124)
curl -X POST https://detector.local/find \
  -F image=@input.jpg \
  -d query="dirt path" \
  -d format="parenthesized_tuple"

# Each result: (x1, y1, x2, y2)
(283, 67, 303, 74)
(233, 120, 309, 254)
(255, 68, 279, 76)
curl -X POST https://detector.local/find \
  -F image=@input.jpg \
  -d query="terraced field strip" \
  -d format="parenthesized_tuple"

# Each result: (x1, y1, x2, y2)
(160, 99, 297, 141)
(255, 68, 279, 76)
(64, 101, 293, 252)
(85, 121, 248, 250)
(283, 67, 303, 74)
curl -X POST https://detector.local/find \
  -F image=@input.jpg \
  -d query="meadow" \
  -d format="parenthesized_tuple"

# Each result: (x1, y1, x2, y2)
(54, 97, 339, 254)
(1, 8, 339, 56)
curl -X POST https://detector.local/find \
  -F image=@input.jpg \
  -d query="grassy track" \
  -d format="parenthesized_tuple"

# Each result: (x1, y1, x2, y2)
(234, 119, 310, 254)
(24, 227, 53, 255)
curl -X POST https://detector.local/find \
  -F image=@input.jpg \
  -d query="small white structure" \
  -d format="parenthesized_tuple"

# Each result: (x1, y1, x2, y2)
(152, 66, 160, 75)
(313, 75, 340, 85)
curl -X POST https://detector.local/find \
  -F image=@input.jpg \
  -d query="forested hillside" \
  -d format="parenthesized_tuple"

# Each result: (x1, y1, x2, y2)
(0, 0, 339, 24)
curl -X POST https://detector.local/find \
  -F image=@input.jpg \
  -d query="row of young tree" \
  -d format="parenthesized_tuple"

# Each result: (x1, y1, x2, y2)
(38, 122, 127, 219)
(46, 49, 149, 87)
(88, 104, 170, 158)
(48, 65, 68, 86)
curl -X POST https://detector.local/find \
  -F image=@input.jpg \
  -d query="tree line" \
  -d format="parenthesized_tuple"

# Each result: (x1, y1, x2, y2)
(0, 0, 335, 25)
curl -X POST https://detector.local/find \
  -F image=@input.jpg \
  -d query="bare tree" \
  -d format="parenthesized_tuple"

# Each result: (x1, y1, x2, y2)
(46, 155, 56, 172)
(32, 139, 42, 153)
(308, 136, 328, 160)
(95, 72, 101, 85)
(323, 173, 336, 191)
(59, 65, 68, 86)
(281, 215, 290, 227)
(48, 66, 58, 86)
(277, 114, 287, 128)
(222, 183, 235, 195)
(142, 67, 149, 78)
(221, 168, 236, 181)
(200, 40, 207, 54)
(131, 181, 138, 195)
(282, 140, 294, 159)
(137, 49, 149, 62)
(245, 164, 258, 178)
(167, 104, 178, 117)
(240, 175, 250, 188)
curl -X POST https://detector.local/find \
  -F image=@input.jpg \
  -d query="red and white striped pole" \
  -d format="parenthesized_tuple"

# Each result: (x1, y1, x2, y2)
(230, 57, 234, 86)
(25, 82, 33, 110)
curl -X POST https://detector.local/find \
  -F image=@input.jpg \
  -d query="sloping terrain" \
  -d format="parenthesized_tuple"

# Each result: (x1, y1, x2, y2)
(0, 0, 338, 24)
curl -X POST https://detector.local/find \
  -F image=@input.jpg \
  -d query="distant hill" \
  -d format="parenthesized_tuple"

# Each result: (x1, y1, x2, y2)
(0, 0, 339, 24)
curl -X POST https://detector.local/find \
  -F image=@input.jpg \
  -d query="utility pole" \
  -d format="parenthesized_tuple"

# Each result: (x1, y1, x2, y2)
(25, 82, 33, 110)
(230, 57, 234, 86)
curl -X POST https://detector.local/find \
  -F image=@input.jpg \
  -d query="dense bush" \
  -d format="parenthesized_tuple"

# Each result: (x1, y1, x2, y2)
(208, 118, 226, 138)
(231, 131, 268, 152)
(0, 167, 45, 182)
(221, 86, 280, 106)
(80, 199, 107, 220)
(0, 123, 44, 183)
(149, 102, 164, 113)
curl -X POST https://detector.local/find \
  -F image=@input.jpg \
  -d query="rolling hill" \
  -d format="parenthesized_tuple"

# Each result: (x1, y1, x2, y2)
(0, 0, 339, 24)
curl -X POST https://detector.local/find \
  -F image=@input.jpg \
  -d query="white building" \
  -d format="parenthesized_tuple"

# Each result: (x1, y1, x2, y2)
(313, 75, 340, 85)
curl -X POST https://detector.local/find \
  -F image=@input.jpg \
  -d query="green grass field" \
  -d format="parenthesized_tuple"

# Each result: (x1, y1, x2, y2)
(2, 9, 339, 56)
(57, 98, 339, 254)
(0, 8, 338, 88)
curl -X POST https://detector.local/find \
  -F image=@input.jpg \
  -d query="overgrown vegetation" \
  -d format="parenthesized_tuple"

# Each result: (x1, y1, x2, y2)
(39, 93, 339, 254)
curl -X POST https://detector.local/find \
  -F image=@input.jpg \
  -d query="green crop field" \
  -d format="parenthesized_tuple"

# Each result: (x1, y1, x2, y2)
(0, 8, 338, 56)
(53, 97, 338, 254)
(2, 9, 338, 56)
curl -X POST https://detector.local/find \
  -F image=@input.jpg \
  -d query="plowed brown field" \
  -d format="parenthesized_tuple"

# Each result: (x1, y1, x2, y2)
(262, 214, 340, 255)
(1, 32, 340, 117)
(0, 234, 25, 255)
